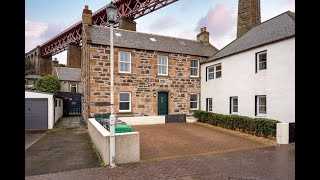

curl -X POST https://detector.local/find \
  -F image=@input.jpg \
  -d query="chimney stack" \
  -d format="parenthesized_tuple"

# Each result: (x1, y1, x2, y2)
(82, 5, 92, 42)
(197, 26, 210, 44)
(119, 16, 137, 31)
(237, 0, 261, 38)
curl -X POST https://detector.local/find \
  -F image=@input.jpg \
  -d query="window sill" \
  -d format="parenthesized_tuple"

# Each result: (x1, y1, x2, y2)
(256, 114, 266, 117)
(118, 71, 131, 74)
(190, 108, 199, 111)
(190, 76, 200, 78)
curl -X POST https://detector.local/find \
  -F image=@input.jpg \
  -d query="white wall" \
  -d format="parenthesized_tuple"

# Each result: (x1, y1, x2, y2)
(25, 91, 55, 129)
(201, 38, 295, 123)
(54, 98, 63, 122)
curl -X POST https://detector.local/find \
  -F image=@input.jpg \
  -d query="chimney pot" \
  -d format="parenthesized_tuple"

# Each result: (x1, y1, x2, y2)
(85, 5, 88, 10)
(203, 27, 206, 32)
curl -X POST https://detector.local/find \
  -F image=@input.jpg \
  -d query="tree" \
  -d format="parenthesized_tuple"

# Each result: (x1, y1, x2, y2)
(35, 75, 61, 93)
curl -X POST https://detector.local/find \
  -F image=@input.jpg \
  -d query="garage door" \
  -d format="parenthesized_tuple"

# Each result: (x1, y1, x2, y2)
(25, 98, 48, 129)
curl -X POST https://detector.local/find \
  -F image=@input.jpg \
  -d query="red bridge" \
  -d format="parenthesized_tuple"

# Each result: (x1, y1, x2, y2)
(39, 0, 179, 58)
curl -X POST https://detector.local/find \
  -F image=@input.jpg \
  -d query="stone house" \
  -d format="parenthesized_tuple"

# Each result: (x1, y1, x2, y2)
(81, 6, 218, 120)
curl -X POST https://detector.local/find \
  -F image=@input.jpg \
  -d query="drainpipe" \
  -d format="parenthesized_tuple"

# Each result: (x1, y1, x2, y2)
(87, 43, 90, 120)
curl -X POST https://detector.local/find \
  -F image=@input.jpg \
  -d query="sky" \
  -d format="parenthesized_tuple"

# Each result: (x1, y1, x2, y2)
(25, 0, 295, 64)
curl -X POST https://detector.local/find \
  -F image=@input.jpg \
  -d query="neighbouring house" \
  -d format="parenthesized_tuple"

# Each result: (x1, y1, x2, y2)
(25, 91, 63, 129)
(25, 74, 41, 88)
(53, 67, 82, 93)
(201, 11, 295, 123)
(81, 6, 219, 120)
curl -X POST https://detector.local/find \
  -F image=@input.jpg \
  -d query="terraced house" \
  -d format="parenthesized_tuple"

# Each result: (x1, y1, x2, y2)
(81, 6, 218, 120)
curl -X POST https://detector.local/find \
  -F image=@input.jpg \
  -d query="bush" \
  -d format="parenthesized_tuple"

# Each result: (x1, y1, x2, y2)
(35, 75, 61, 93)
(193, 110, 280, 138)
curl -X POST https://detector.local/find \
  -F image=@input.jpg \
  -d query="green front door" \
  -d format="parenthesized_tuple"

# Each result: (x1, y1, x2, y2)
(158, 92, 168, 115)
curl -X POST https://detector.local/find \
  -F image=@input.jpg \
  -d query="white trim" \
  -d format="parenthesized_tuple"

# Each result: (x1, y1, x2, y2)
(119, 92, 131, 112)
(70, 83, 77, 93)
(190, 93, 199, 110)
(206, 98, 212, 112)
(118, 51, 131, 73)
(256, 95, 267, 116)
(157, 55, 168, 76)
(256, 51, 267, 72)
(230, 96, 238, 114)
(207, 63, 222, 80)
(190, 59, 199, 77)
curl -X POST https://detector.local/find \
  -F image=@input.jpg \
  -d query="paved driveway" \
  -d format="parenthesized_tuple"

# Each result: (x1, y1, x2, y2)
(133, 122, 273, 161)
(25, 116, 100, 176)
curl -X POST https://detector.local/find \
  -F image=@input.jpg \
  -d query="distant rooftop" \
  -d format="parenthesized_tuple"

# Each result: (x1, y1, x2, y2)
(25, 74, 41, 79)
(54, 67, 81, 81)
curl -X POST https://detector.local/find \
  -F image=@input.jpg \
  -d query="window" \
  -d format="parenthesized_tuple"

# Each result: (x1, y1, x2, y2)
(206, 63, 222, 80)
(54, 99, 57, 107)
(119, 92, 131, 112)
(206, 98, 212, 111)
(70, 84, 77, 93)
(119, 51, 131, 73)
(190, 94, 199, 110)
(190, 60, 199, 77)
(256, 51, 267, 72)
(158, 55, 168, 75)
(230, 97, 238, 114)
(256, 95, 266, 116)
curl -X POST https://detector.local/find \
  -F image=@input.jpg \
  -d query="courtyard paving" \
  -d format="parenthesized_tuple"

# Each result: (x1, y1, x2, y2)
(133, 122, 272, 161)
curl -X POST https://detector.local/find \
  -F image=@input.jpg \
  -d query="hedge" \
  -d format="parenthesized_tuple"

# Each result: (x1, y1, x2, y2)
(193, 110, 280, 138)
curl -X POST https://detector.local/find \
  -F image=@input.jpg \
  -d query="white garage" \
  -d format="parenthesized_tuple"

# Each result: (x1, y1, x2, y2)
(25, 91, 63, 129)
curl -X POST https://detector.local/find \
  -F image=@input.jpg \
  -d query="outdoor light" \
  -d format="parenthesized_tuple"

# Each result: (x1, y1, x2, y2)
(106, 1, 118, 168)
(154, 93, 157, 98)
(106, 2, 117, 24)
(170, 93, 173, 99)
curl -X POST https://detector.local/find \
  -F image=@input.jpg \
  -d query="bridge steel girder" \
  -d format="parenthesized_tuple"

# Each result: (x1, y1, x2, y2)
(40, 0, 179, 58)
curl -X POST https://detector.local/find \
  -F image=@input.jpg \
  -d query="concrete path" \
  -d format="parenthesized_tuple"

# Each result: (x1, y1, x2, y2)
(25, 130, 48, 150)
(25, 143, 295, 180)
(25, 116, 100, 176)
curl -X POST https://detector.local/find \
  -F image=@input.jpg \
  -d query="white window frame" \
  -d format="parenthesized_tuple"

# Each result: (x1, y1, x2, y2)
(256, 95, 267, 116)
(70, 84, 77, 93)
(256, 51, 267, 72)
(207, 63, 222, 80)
(118, 51, 131, 73)
(157, 55, 168, 76)
(190, 59, 199, 77)
(230, 96, 238, 114)
(206, 98, 212, 112)
(119, 92, 131, 112)
(190, 93, 199, 110)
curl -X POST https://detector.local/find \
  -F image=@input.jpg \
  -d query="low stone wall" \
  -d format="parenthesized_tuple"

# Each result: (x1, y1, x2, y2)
(118, 116, 165, 125)
(88, 118, 140, 165)
(118, 115, 197, 125)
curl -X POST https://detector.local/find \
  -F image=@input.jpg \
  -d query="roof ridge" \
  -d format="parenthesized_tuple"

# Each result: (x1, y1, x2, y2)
(208, 10, 295, 61)
(94, 25, 207, 44)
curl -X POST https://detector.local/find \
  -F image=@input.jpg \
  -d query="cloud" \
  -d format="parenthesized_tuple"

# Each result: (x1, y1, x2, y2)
(195, 3, 237, 49)
(178, 28, 197, 40)
(148, 16, 178, 32)
(25, 19, 69, 52)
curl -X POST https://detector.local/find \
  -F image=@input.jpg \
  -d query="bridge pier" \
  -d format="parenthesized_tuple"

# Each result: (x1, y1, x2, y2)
(67, 43, 82, 68)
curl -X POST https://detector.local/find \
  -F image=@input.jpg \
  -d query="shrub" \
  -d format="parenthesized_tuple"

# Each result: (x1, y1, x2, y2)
(35, 75, 61, 93)
(193, 110, 280, 138)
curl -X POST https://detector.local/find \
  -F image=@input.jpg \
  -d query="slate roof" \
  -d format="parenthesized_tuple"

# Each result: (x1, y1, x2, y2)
(54, 67, 81, 81)
(205, 11, 295, 63)
(89, 26, 218, 57)
(25, 74, 41, 79)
